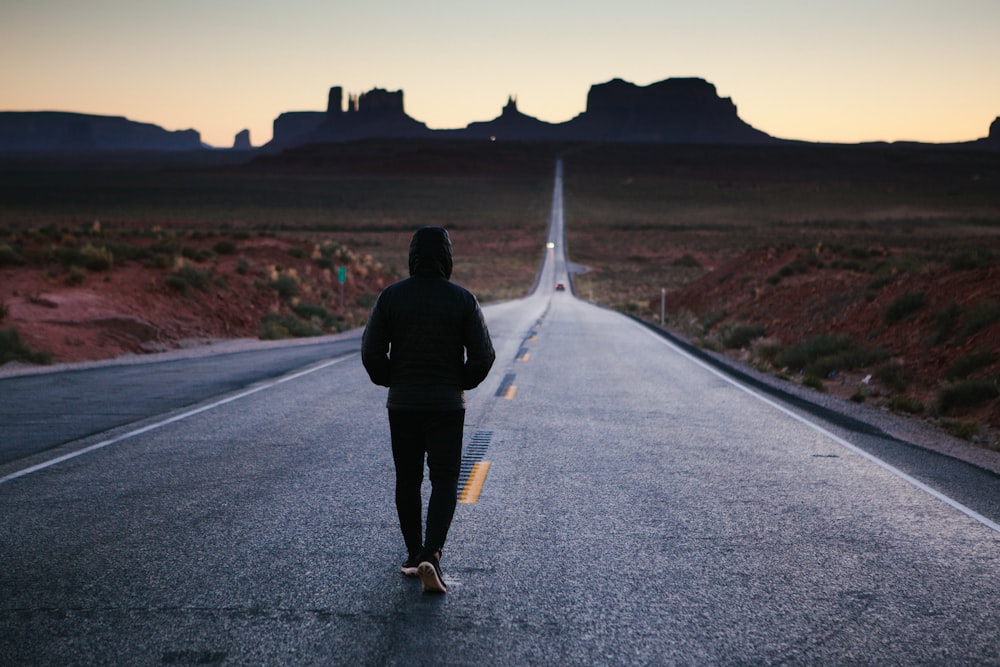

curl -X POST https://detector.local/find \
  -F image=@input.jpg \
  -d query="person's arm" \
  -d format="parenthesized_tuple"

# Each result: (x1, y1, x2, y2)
(461, 301, 495, 390)
(361, 295, 392, 387)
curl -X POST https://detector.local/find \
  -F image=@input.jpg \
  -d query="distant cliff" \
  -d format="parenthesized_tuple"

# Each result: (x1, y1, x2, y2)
(561, 78, 772, 143)
(265, 77, 777, 150)
(0, 112, 202, 152)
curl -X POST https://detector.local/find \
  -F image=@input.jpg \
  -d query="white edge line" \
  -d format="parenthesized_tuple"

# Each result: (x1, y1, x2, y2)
(0, 354, 355, 486)
(633, 321, 1000, 535)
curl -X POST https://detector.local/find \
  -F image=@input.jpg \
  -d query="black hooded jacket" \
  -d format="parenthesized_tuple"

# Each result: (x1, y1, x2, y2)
(361, 227, 495, 410)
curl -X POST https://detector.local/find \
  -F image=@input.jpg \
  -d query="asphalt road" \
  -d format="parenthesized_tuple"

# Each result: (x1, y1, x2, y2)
(2, 160, 1000, 665)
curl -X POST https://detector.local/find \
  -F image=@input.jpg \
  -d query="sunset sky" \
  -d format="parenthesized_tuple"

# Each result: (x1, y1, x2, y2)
(2, 0, 998, 148)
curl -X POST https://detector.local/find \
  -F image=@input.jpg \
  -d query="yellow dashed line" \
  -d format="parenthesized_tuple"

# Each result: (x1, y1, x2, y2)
(458, 461, 491, 504)
(518, 352, 530, 362)
(503, 385, 518, 400)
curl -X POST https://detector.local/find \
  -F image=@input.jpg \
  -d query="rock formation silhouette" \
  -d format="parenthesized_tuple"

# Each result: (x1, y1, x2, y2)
(233, 129, 252, 150)
(264, 77, 776, 150)
(0, 112, 202, 152)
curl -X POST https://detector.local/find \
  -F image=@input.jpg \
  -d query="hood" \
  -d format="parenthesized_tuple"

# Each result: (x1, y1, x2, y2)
(408, 226, 453, 279)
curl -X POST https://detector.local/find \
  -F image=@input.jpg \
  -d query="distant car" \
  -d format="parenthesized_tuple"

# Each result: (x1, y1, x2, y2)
(555, 282, 566, 291)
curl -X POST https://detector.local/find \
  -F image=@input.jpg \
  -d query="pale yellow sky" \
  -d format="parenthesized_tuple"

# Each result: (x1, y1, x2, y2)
(2, 0, 998, 147)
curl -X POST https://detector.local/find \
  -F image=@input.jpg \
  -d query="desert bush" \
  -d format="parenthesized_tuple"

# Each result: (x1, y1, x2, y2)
(672, 253, 702, 269)
(181, 246, 215, 263)
(945, 351, 996, 381)
(929, 302, 962, 345)
(258, 312, 323, 340)
(722, 324, 766, 349)
(777, 333, 886, 378)
(314, 256, 335, 271)
(941, 419, 980, 441)
(959, 300, 1000, 339)
(776, 333, 854, 371)
(291, 301, 341, 329)
(875, 362, 912, 392)
(938, 379, 999, 414)
(53, 244, 113, 271)
(213, 240, 238, 255)
(884, 291, 926, 325)
(949, 248, 993, 271)
(0, 244, 25, 266)
(802, 376, 826, 391)
(166, 265, 213, 296)
(698, 310, 726, 332)
(64, 266, 87, 286)
(887, 394, 924, 414)
(0, 327, 52, 365)
(268, 274, 299, 300)
(288, 246, 306, 259)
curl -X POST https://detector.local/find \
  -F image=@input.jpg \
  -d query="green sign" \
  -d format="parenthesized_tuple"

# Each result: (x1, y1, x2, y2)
(337, 266, 347, 283)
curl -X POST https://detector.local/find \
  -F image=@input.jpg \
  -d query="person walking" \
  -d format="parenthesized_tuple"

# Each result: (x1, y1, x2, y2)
(362, 226, 495, 594)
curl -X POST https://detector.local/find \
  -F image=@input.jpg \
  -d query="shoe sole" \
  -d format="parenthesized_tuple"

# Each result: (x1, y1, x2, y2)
(400, 565, 419, 577)
(417, 562, 447, 594)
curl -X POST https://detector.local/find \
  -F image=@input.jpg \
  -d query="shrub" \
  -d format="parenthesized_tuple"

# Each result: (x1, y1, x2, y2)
(938, 379, 999, 414)
(949, 248, 993, 271)
(929, 303, 961, 345)
(941, 419, 980, 441)
(722, 324, 766, 350)
(884, 291, 926, 325)
(64, 266, 87, 286)
(181, 246, 215, 263)
(959, 300, 1000, 339)
(291, 301, 340, 329)
(268, 274, 299, 300)
(166, 265, 213, 296)
(213, 240, 238, 255)
(875, 362, 911, 392)
(671, 254, 702, 269)
(355, 293, 377, 309)
(802, 376, 826, 391)
(777, 333, 886, 378)
(102, 241, 151, 263)
(887, 394, 924, 414)
(288, 246, 306, 259)
(258, 312, 323, 340)
(0, 244, 24, 266)
(698, 310, 726, 332)
(945, 351, 996, 381)
(0, 327, 52, 365)
(777, 333, 855, 370)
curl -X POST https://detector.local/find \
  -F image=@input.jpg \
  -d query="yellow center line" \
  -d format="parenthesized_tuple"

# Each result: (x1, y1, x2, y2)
(518, 352, 530, 362)
(458, 461, 491, 504)
(503, 385, 518, 400)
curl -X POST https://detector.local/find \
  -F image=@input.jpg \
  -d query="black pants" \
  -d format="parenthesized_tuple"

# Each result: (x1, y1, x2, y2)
(388, 409, 465, 558)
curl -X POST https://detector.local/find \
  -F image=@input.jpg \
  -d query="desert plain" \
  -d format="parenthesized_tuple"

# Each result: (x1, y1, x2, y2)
(1, 139, 999, 447)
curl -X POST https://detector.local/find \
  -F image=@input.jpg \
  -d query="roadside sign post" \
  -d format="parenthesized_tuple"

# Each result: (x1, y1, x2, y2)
(661, 288, 666, 327)
(338, 266, 347, 309)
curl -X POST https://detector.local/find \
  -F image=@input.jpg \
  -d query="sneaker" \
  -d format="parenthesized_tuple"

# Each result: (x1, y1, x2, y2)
(400, 556, 420, 577)
(417, 553, 447, 594)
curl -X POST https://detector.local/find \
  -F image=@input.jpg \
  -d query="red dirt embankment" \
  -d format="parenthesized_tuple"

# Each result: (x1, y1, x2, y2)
(662, 244, 1000, 446)
(1, 232, 392, 363)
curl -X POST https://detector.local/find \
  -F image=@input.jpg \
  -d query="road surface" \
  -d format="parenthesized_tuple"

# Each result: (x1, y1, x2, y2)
(2, 159, 1000, 665)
